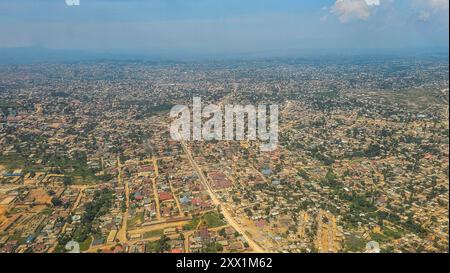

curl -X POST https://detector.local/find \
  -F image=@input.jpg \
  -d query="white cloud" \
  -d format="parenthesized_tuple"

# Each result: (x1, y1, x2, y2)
(418, 11, 431, 21)
(427, 0, 449, 11)
(413, 0, 449, 22)
(331, 0, 381, 22)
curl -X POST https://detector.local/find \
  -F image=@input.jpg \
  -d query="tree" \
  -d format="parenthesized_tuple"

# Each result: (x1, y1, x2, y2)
(63, 176, 73, 186)
(157, 235, 171, 252)
(218, 228, 227, 238)
(325, 168, 337, 183)
(51, 197, 62, 207)
(216, 243, 224, 252)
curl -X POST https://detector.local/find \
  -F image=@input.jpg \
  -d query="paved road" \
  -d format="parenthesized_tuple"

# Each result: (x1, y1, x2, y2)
(178, 136, 265, 252)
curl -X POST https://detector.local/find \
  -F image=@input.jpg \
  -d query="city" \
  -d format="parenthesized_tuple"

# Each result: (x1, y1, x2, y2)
(0, 56, 448, 253)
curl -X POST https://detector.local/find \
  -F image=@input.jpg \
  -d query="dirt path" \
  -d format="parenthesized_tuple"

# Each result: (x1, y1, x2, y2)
(116, 156, 129, 243)
(315, 211, 340, 253)
(168, 179, 184, 217)
(152, 158, 161, 220)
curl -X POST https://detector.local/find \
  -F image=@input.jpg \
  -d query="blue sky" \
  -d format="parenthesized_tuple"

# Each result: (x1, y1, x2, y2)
(0, 0, 448, 54)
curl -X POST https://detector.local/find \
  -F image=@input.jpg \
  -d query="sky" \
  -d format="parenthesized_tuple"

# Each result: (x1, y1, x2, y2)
(0, 0, 448, 55)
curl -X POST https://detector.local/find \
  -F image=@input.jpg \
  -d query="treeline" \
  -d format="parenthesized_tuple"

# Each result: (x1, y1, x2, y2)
(58, 188, 113, 247)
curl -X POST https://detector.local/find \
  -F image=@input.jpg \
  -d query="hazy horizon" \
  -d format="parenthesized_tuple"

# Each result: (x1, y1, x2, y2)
(0, 45, 448, 64)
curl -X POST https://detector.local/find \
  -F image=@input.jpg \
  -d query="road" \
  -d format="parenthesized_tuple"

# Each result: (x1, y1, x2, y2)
(178, 134, 265, 252)
(116, 156, 129, 243)
(127, 219, 190, 238)
(152, 158, 162, 220)
(168, 178, 184, 217)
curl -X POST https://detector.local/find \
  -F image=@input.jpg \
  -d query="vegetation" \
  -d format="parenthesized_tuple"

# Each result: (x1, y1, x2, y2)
(202, 242, 224, 253)
(297, 169, 310, 181)
(143, 229, 164, 239)
(127, 212, 144, 228)
(343, 235, 367, 252)
(146, 235, 171, 253)
(58, 188, 113, 248)
(79, 236, 93, 251)
(183, 212, 226, 230)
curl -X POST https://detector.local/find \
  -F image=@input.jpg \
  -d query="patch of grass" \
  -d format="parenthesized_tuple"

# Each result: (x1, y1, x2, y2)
(72, 175, 98, 185)
(203, 212, 226, 228)
(369, 232, 387, 243)
(145, 240, 159, 253)
(127, 212, 144, 228)
(183, 216, 201, 231)
(40, 207, 53, 216)
(343, 235, 367, 252)
(0, 155, 26, 169)
(370, 227, 403, 243)
(184, 212, 226, 230)
(79, 236, 93, 252)
(384, 227, 403, 239)
(143, 229, 164, 239)
(380, 88, 444, 112)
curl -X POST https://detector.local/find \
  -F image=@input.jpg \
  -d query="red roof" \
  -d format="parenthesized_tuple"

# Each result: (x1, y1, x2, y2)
(140, 165, 154, 172)
(158, 192, 173, 201)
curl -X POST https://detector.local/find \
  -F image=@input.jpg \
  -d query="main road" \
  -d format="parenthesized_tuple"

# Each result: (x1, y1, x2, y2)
(177, 134, 265, 252)
(116, 156, 129, 243)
